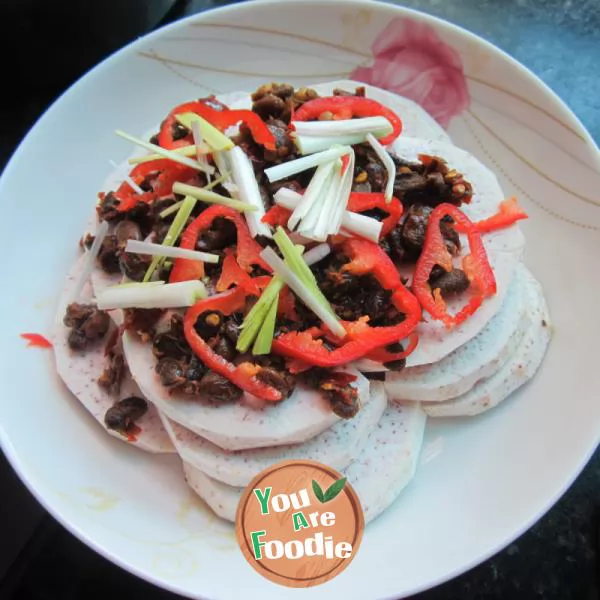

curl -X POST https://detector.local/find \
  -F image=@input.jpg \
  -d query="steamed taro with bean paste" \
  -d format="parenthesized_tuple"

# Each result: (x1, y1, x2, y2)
(51, 79, 550, 523)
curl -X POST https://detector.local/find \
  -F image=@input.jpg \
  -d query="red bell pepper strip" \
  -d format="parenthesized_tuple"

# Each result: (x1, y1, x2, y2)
(262, 205, 292, 228)
(468, 197, 528, 234)
(114, 159, 195, 212)
(159, 100, 276, 151)
(216, 249, 262, 296)
(413, 203, 496, 328)
(364, 331, 419, 363)
(340, 238, 405, 290)
(287, 358, 312, 375)
(299, 321, 418, 365)
(20, 333, 53, 348)
(169, 205, 271, 283)
(293, 96, 402, 146)
(272, 240, 421, 367)
(347, 192, 403, 238)
(183, 288, 282, 401)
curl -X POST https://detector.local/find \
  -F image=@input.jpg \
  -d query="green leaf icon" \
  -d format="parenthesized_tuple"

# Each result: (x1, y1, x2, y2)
(312, 480, 325, 503)
(323, 477, 347, 502)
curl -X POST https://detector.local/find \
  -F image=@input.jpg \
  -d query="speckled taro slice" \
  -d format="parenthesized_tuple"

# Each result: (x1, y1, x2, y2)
(388, 136, 525, 367)
(386, 263, 531, 403)
(181, 383, 427, 525)
(423, 267, 551, 418)
(160, 382, 387, 487)
(52, 255, 175, 453)
(123, 330, 370, 451)
(344, 397, 427, 524)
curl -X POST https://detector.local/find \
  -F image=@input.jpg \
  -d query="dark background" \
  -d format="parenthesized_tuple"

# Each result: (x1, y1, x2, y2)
(1, 1, 599, 598)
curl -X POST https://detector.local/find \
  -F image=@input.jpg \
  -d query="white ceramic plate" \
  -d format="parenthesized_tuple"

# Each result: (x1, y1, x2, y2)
(1, 1, 599, 598)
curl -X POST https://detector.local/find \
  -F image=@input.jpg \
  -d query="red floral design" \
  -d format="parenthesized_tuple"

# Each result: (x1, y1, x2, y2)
(351, 18, 470, 128)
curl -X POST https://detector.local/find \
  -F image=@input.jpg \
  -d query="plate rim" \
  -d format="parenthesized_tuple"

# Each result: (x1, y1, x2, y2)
(1, 1, 599, 598)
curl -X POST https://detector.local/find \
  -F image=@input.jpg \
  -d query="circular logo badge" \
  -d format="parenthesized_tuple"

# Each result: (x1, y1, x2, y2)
(235, 460, 364, 588)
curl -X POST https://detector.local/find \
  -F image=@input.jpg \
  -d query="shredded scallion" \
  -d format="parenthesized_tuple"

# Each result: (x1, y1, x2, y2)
(172, 182, 256, 212)
(228, 146, 272, 238)
(236, 276, 284, 353)
(143, 195, 197, 282)
(115, 130, 204, 171)
(128, 144, 206, 165)
(366, 133, 395, 203)
(274, 187, 382, 243)
(125, 240, 219, 264)
(97, 280, 207, 310)
(291, 116, 393, 138)
(252, 297, 279, 355)
(261, 245, 345, 338)
(264, 146, 352, 183)
(175, 112, 234, 152)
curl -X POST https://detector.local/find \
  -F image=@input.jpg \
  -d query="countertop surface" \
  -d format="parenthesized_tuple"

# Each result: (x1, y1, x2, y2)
(1, 0, 599, 598)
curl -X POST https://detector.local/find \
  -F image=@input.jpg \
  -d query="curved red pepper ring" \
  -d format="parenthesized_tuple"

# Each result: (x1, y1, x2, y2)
(170, 205, 271, 284)
(364, 331, 419, 364)
(463, 197, 528, 234)
(413, 203, 497, 329)
(183, 288, 282, 401)
(114, 159, 196, 212)
(293, 96, 402, 146)
(158, 97, 228, 149)
(306, 322, 419, 365)
(159, 100, 276, 151)
(271, 240, 422, 367)
(347, 192, 403, 238)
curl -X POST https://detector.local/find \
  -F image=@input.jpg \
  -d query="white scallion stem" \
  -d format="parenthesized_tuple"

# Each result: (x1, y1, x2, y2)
(299, 162, 341, 241)
(260, 247, 345, 338)
(72, 220, 110, 302)
(115, 130, 205, 171)
(97, 280, 207, 310)
(366, 133, 396, 204)
(228, 146, 271, 238)
(213, 150, 229, 178)
(264, 146, 352, 183)
(172, 181, 256, 213)
(128, 144, 208, 165)
(328, 149, 355, 235)
(191, 121, 215, 179)
(291, 117, 393, 138)
(340, 211, 382, 242)
(159, 200, 184, 219)
(274, 187, 382, 242)
(294, 131, 389, 155)
(288, 161, 336, 231)
(303, 243, 331, 266)
(109, 159, 145, 195)
(125, 240, 219, 264)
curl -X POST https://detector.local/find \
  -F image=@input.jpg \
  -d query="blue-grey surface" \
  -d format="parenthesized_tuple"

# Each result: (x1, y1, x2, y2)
(0, 0, 598, 598)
